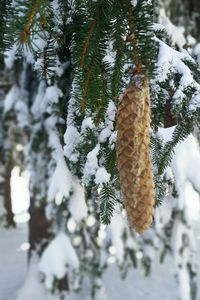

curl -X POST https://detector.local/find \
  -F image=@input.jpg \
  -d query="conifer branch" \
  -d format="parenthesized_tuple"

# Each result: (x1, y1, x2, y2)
(81, 67, 92, 113)
(20, 0, 39, 44)
(80, 7, 101, 68)
(127, 5, 142, 73)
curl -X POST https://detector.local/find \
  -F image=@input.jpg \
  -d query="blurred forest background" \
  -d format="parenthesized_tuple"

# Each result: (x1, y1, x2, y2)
(1, 0, 200, 300)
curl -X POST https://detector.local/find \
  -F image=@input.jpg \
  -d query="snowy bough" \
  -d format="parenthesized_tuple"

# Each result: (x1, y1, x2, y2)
(1, 0, 200, 299)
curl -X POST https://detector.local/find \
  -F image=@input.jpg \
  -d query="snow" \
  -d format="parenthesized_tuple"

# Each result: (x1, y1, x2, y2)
(130, 0, 137, 7)
(39, 232, 79, 290)
(16, 263, 56, 300)
(99, 128, 112, 143)
(171, 220, 196, 300)
(98, 101, 116, 145)
(95, 167, 111, 185)
(81, 117, 95, 132)
(184, 182, 200, 222)
(158, 8, 186, 49)
(68, 180, 88, 222)
(108, 212, 125, 264)
(15, 99, 29, 128)
(11, 167, 30, 217)
(45, 116, 74, 204)
(82, 144, 100, 185)
(193, 43, 200, 66)
(4, 45, 17, 69)
(48, 158, 73, 202)
(31, 84, 63, 116)
(4, 85, 20, 113)
(158, 127, 200, 210)
(45, 114, 88, 220)
(157, 127, 200, 299)
(106, 101, 117, 122)
(64, 125, 80, 163)
(156, 39, 196, 88)
(0, 225, 179, 300)
(189, 93, 200, 110)
(31, 82, 46, 117)
(0, 225, 27, 300)
(3, 225, 200, 300)
(152, 23, 165, 32)
(153, 36, 200, 109)
(103, 40, 116, 66)
(155, 195, 174, 232)
(158, 126, 175, 142)
(82, 142, 112, 186)
(3, 72, 29, 128)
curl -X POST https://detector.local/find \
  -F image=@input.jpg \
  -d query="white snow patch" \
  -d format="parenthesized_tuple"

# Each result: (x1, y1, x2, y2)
(99, 128, 112, 143)
(109, 212, 125, 264)
(64, 125, 80, 163)
(95, 167, 111, 185)
(99, 101, 117, 144)
(107, 101, 117, 122)
(69, 180, 88, 222)
(4, 85, 20, 113)
(4, 44, 17, 69)
(39, 233, 79, 289)
(82, 144, 100, 185)
(156, 40, 196, 89)
(193, 43, 200, 66)
(81, 117, 95, 132)
(131, 0, 137, 7)
(159, 9, 186, 49)
(158, 127, 200, 203)
(48, 158, 73, 202)
(155, 195, 174, 232)
(32, 84, 62, 116)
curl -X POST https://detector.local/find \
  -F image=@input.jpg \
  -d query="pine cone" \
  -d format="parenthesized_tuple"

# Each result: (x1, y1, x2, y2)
(116, 75, 155, 234)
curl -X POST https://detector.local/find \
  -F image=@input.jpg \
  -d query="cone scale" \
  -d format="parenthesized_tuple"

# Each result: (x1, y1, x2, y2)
(116, 75, 155, 234)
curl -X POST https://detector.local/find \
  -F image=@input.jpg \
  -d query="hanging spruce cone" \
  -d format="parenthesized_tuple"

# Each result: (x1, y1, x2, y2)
(116, 75, 155, 234)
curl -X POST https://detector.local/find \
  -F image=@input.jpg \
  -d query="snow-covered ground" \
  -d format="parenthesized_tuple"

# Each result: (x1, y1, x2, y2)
(0, 223, 179, 300)
(1, 161, 199, 300)
(0, 225, 27, 300)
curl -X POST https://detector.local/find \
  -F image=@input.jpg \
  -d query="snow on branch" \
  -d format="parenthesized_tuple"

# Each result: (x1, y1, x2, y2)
(39, 232, 79, 290)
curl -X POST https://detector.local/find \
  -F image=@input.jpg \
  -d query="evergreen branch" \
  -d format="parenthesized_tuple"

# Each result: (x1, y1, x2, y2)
(80, 5, 101, 68)
(20, 0, 39, 44)
(99, 183, 116, 224)
(4, 0, 53, 52)
(81, 61, 93, 113)
(125, 0, 157, 75)
(111, 2, 128, 99)
(35, 37, 57, 83)
(72, 0, 114, 117)
(127, 3, 142, 73)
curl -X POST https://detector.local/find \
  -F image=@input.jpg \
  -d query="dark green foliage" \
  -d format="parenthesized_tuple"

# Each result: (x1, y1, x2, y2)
(99, 183, 116, 224)
(35, 37, 57, 83)
(126, 0, 157, 75)
(127, 248, 138, 268)
(142, 256, 151, 276)
(72, 0, 115, 118)
(110, 2, 127, 99)
(4, 0, 53, 51)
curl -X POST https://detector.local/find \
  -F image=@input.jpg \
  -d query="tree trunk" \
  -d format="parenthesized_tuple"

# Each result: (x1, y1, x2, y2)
(28, 201, 53, 257)
(4, 159, 15, 227)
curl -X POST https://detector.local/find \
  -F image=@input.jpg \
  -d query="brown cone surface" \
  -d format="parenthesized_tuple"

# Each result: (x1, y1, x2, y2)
(116, 75, 155, 234)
